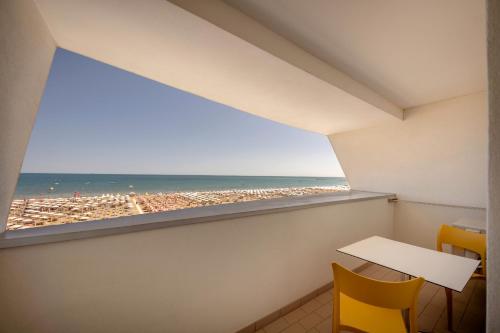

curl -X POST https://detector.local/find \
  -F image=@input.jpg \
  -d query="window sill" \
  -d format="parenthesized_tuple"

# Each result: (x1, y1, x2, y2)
(0, 190, 395, 249)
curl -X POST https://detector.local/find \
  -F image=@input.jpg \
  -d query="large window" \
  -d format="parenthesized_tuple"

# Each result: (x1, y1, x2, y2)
(8, 49, 348, 230)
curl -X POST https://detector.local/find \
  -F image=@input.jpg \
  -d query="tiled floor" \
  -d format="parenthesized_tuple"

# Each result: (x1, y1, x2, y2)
(258, 264, 485, 333)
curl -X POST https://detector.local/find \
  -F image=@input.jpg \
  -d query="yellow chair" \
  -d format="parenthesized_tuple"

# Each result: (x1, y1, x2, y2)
(436, 224, 486, 331)
(436, 224, 486, 278)
(332, 263, 424, 333)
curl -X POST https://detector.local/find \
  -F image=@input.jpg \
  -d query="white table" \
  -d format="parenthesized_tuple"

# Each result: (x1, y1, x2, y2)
(337, 236, 480, 331)
(452, 217, 486, 233)
(337, 236, 479, 291)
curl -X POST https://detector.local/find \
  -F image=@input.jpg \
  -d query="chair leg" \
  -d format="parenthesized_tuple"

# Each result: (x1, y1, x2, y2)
(401, 273, 410, 328)
(445, 287, 453, 332)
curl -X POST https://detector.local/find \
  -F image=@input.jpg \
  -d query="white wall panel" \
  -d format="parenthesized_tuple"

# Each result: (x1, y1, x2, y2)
(0, 0, 56, 230)
(0, 199, 393, 333)
(331, 92, 487, 208)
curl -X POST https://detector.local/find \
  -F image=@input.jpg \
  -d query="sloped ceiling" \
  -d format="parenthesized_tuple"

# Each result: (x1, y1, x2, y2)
(34, 0, 403, 135)
(225, 0, 487, 108)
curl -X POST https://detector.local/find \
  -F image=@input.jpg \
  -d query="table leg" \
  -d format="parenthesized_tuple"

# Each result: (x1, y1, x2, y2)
(445, 287, 453, 332)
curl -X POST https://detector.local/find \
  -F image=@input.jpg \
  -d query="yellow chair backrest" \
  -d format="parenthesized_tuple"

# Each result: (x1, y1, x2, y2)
(332, 263, 424, 333)
(436, 224, 486, 275)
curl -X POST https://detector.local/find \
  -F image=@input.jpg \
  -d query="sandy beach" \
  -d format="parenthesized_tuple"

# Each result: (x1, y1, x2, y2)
(7, 185, 349, 230)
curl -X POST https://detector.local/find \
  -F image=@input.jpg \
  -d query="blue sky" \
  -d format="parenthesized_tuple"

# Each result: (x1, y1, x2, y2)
(21, 48, 344, 177)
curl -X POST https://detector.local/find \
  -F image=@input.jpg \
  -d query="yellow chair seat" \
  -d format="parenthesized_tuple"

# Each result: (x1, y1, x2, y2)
(340, 293, 407, 333)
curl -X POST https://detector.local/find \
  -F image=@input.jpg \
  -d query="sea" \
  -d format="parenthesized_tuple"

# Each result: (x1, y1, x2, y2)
(14, 173, 348, 198)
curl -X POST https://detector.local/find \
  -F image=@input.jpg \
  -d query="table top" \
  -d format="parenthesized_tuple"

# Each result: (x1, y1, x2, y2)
(452, 217, 486, 233)
(337, 236, 480, 292)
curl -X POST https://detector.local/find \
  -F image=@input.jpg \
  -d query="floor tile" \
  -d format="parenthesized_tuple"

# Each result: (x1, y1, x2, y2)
(314, 318, 332, 333)
(314, 302, 333, 319)
(301, 299, 322, 313)
(281, 323, 306, 333)
(419, 303, 446, 332)
(299, 313, 323, 330)
(284, 308, 308, 324)
(264, 318, 289, 333)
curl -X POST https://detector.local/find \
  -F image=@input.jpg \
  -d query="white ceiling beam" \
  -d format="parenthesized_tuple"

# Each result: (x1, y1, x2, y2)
(170, 0, 403, 120)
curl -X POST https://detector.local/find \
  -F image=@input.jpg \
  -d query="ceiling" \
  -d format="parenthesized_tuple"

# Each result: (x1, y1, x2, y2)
(225, 0, 487, 108)
(33, 0, 402, 135)
(32, 0, 486, 136)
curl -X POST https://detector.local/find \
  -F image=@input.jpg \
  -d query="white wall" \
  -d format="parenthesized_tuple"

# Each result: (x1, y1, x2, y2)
(394, 201, 485, 249)
(0, 0, 56, 230)
(0, 199, 393, 333)
(487, 0, 500, 331)
(330, 92, 487, 208)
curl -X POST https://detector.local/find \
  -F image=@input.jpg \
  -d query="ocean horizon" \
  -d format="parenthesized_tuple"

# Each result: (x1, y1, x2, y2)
(14, 173, 348, 198)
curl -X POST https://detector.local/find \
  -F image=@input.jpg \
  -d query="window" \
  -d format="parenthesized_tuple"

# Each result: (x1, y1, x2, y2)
(7, 49, 348, 230)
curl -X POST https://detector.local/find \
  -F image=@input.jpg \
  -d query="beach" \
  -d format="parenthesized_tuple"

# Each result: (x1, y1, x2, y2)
(7, 185, 349, 230)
